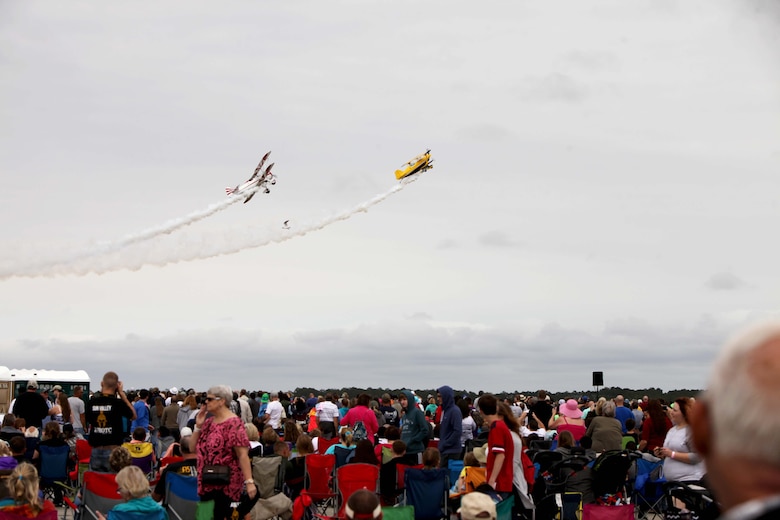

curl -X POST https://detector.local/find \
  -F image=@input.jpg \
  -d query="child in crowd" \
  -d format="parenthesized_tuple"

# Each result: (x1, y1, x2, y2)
(0, 441, 17, 472)
(0, 462, 57, 518)
(422, 447, 440, 470)
(450, 452, 482, 496)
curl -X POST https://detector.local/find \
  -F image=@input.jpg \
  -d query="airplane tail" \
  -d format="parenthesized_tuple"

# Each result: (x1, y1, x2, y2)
(226, 187, 236, 195)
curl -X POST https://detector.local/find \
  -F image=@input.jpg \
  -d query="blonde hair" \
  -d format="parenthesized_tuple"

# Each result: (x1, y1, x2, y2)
(340, 428, 354, 447)
(115, 465, 149, 499)
(0, 441, 11, 457)
(245, 423, 260, 442)
(9, 463, 43, 514)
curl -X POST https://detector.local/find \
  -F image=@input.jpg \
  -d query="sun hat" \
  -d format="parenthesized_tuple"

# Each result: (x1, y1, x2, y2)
(472, 445, 488, 464)
(458, 492, 497, 520)
(559, 399, 583, 419)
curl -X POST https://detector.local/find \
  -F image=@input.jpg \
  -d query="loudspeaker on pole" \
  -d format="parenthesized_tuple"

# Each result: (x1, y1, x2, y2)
(592, 371, 604, 387)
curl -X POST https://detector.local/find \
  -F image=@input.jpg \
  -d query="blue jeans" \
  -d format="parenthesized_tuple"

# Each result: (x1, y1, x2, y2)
(89, 447, 113, 472)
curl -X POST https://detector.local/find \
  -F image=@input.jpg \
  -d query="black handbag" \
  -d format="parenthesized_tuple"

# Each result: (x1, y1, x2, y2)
(202, 464, 231, 485)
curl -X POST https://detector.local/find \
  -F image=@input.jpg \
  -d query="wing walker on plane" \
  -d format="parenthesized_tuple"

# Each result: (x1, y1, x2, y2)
(226, 151, 276, 203)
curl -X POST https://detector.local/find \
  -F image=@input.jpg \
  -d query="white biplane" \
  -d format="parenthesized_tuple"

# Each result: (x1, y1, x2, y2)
(226, 151, 276, 203)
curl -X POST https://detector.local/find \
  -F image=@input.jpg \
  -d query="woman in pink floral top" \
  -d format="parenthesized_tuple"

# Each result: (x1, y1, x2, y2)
(192, 385, 257, 519)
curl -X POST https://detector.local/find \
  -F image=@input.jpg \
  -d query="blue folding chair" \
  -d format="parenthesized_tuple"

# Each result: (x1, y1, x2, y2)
(165, 472, 199, 520)
(39, 444, 71, 505)
(403, 468, 449, 520)
(447, 459, 464, 489)
(632, 457, 666, 519)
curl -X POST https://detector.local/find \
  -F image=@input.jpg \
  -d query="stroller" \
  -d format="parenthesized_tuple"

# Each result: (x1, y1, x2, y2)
(664, 481, 720, 520)
(590, 450, 634, 504)
(534, 451, 593, 520)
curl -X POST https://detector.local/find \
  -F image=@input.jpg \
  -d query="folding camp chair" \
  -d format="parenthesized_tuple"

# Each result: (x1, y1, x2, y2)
(252, 455, 285, 499)
(631, 456, 666, 519)
(122, 441, 156, 479)
(403, 468, 449, 520)
(165, 472, 199, 520)
(381, 505, 415, 520)
(69, 439, 92, 486)
(395, 463, 423, 503)
(335, 463, 380, 517)
(447, 459, 464, 489)
(496, 494, 515, 520)
(304, 454, 339, 515)
(152, 455, 184, 486)
(38, 444, 71, 506)
(333, 446, 355, 469)
(79, 471, 122, 520)
(317, 437, 340, 455)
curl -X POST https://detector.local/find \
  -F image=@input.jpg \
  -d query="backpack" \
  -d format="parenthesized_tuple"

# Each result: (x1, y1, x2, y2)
(470, 409, 484, 429)
(521, 449, 535, 492)
(352, 420, 367, 442)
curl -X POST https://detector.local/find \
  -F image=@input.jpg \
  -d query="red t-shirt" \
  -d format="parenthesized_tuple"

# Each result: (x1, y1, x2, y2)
(487, 420, 515, 493)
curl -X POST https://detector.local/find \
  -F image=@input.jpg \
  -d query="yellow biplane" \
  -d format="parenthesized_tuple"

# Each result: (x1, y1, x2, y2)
(394, 149, 433, 180)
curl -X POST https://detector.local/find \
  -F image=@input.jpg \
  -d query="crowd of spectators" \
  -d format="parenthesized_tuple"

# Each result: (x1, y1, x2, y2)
(5, 317, 780, 520)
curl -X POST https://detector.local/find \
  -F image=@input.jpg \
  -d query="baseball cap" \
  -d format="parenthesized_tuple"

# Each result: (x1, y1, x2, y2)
(27, 379, 38, 389)
(180, 427, 193, 437)
(52, 385, 63, 391)
(458, 492, 497, 520)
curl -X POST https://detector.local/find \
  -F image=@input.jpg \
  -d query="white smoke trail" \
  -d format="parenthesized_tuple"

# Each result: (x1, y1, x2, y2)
(0, 186, 260, 280)
(0, 177, 417, 279)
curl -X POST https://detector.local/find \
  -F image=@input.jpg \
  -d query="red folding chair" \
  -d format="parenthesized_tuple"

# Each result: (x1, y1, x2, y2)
(79, 471, 122, 520)
(303, 454, 338, 516)
(335, 463, 380, 518)
(317, 437, 340, 454)
(152, 455, 184, 486)
(69, 439, 93, 485)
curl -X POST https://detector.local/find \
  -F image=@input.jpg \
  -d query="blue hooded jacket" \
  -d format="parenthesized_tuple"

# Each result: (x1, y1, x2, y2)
(437, 385, 461, 456)
(399, 390, 429, 454)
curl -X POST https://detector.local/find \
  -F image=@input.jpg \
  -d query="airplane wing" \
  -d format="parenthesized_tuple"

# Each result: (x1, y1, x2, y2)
(243, 191, 257, 204)
(249, 151, 271, 181)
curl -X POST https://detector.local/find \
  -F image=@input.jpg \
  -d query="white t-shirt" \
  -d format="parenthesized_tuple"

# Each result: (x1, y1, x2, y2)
(316, 401, 339, 424)
(662, 425, 705, 482)
(266, 400, 284, 429)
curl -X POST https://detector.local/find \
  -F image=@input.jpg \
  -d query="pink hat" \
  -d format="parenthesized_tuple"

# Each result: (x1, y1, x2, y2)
(560, 399, 582, 419)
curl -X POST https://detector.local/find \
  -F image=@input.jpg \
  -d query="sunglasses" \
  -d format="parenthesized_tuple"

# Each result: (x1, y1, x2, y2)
(204, 396, 222, 402)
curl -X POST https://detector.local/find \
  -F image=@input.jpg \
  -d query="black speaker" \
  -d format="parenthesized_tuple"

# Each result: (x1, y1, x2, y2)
(592, 371, 604, 386)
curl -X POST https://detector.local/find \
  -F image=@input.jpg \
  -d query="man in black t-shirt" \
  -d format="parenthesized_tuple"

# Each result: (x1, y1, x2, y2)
(86, 371, 135, 471)
(11, 380, 55, 429)
(529, 390, 554, 430)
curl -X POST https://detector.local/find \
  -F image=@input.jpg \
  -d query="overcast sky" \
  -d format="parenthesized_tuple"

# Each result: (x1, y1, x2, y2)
(1, 1, 778, 395)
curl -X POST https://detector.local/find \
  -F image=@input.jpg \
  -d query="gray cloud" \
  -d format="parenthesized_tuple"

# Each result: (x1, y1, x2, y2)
(517, 73, 589, 103)
(705, 272, 748, 291)
(478, 231, 523, 248)
(0, 315, 740, 394)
